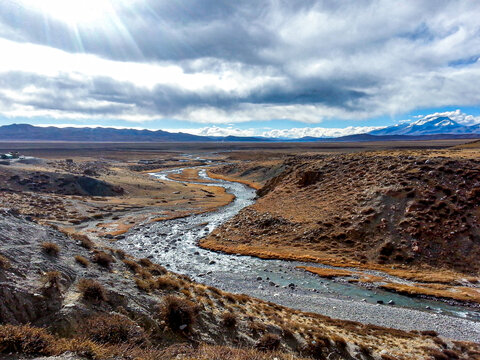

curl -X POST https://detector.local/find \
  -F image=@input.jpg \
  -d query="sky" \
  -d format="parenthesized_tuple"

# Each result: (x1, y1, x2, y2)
(0, 0, 480, 138)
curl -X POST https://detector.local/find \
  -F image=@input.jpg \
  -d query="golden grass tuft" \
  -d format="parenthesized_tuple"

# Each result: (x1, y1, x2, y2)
(0, 324, 54, 356)
(160, 296, 198, 332)
(78, 314, 148, 346)
(74, 255, 89, 267)
(77, 278, 107, 302)
(41, 242, 60, 256)
(0, 254, 11, 270)
(256, 333, 281, 351)
(92, 250, 115, 269)
(71, 233, 95, 249)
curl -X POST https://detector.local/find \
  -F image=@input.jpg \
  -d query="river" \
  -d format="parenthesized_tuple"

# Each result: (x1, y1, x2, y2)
(114, 166, 480, 342)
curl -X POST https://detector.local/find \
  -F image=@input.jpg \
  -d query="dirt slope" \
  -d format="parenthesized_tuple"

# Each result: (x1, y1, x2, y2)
(202, 152, 480, 275)
(1, 209, 476, 359)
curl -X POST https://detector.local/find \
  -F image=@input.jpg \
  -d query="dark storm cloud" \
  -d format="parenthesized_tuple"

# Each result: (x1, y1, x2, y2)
(0, 0, 480, 123)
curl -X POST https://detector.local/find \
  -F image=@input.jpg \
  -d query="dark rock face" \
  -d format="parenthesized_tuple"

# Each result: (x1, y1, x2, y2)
(1, 169, 123, 196)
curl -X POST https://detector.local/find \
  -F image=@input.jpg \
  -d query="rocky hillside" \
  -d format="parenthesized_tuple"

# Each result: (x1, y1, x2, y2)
(0, 167, 123, 196)
(203, 152, 480, 274)
(1, 208, 474, 359)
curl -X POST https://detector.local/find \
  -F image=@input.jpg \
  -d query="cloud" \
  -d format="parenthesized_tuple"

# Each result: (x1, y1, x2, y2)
(262, 126, 383, 139)
(174, 127, 257, 137)
(0, 1, 480, 124)
(415, 109, 480, 125)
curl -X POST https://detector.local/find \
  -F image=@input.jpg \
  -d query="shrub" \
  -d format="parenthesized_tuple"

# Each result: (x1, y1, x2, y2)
(221, 312, 237, 329)
(156, 276, 181, 291)
(421, 330, 439, 337)
(161, 296, 198, 332)
(92, 251, 114, 269)
(41, 242, 60, 256)
(123, 259, 140, 272)
(78, 314, 147, 345)
(303, 338, 328, 359)
(0, 254, 10, 270)
(114, 249, 126, 259)
(135, 278, 155, 292)
(150, 264, 167, 276)
(75, 255, 89, 267)
(0, 324, 54, 355)
(72, 234, 94, 249)
(41, 271, 61, 289)
(255, 333, 281, 351)
(139, 258, 153, 267)
(77, 278, 107, 302)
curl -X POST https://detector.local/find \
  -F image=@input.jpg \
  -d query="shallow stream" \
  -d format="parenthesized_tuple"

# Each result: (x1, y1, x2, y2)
(115, 166, 480, 342)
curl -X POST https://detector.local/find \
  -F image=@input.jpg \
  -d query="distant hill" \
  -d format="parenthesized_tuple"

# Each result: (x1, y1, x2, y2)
(0, 124, 211, 142)
(0, 121, 480, 142)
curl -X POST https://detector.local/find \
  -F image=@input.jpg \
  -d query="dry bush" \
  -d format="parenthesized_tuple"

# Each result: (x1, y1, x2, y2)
(137, 268, 153, 280)
(156, 276, 181, 291)
(0, 254, 10, 270)
(249, 321, 267, 335)
(78, 314, 148, 345)
(221, 312, 237, 329)
(421, 330, 439, 337)
(256, 333, 281, 351)
(139, 258, 153, 267)
(224, 292, 237, 303)
(71, 233, 94, 249)
(74, 255, 89, 267)
(114, 249, 126, 259)
(161, 296, 198, 332)
(150, 263, 168, 276)
(77, 278, 107, 302)
(303, 338, 329, 359)
(207, 286, 223, 297)
(135, 277, 155, 292)
(41, 242, 60, 256)
(123, 258, 140, 272)
(41, 271, 61, 289)
(0, 324, 54, 356)
(234, 293, 250, 303)
(92, 250, 115, 268)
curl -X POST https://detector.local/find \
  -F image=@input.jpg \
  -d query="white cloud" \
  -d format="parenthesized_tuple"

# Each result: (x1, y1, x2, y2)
(262, 126, 383, 139)
(416, 109, 480, 126)
(0, 1, 480, 125)
(173, 127, 256, 137)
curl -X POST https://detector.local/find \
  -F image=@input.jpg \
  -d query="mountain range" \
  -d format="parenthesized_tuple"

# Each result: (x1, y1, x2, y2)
(0, 117, 479, 142)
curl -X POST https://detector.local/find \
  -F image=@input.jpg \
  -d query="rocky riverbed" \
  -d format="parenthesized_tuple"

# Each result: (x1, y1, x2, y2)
(114, 167, 480, 342)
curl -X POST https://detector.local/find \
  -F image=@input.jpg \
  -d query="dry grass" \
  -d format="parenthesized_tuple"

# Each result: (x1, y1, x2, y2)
(74, 255, 89, 267)
(156, 276, 182, 291)
(298, 266, 354, 278)
(207, 170, 262, 190)
(256, 333, 281, 351)
(135, 277, 156, 292)
(41, 242, 60, 256)
(92, 250, 115, 269)
(41, 271, 61, 288)
(0, 254, 10, 270)
(71, 233, 95, 249)
(221, 312, 238, 329)
(0, 324, 55, 356)
(78, 314, 148, 346)
(77, 278, 107, 302)
(160, 296, 198, 332)
(123, 258, 140, 273)
(0, 324, 310, 360)
(379, 282, 480, 304)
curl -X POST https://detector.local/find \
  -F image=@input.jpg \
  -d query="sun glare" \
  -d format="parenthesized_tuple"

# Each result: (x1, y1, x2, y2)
(21, 0, 116, 24)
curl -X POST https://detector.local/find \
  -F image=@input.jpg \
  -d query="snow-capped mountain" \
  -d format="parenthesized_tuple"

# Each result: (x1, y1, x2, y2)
(370, 116, 480, 136)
